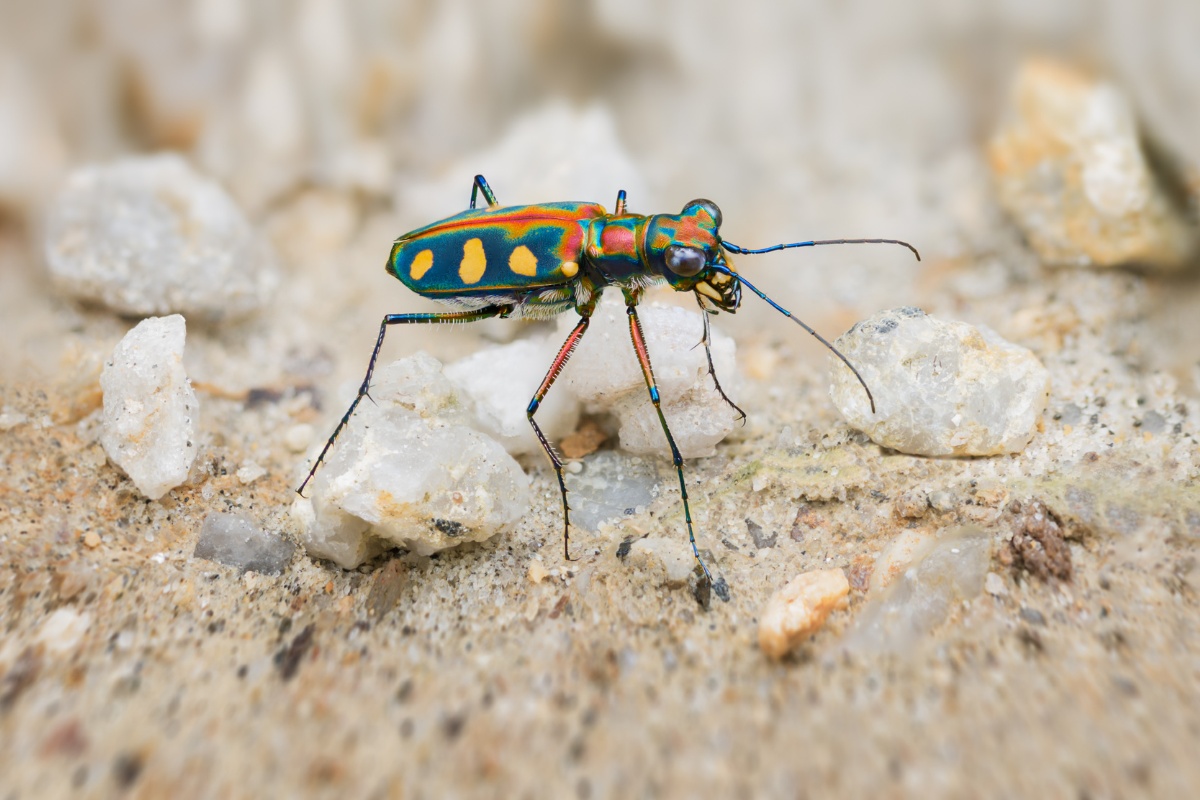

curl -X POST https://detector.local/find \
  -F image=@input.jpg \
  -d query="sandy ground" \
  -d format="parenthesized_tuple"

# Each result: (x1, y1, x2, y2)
(3, 3, 1200, 798)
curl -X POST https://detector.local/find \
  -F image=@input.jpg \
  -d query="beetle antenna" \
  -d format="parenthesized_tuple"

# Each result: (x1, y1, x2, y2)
(722, 238, 920, 261)
(710, 265, 876, 413)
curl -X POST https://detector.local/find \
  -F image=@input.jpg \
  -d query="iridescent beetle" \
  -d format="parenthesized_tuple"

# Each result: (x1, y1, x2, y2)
(299, 175, 918, 594)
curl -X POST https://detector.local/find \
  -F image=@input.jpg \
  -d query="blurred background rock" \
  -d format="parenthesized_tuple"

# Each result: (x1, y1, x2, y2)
(3, 1, 1199, 386)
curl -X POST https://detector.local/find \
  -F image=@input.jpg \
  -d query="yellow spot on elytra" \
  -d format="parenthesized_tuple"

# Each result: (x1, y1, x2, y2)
(459, 238, 486, 284)
(561, 261, 579, 278)
(509, 245, 538, 277)
(410, 249, 434, 280)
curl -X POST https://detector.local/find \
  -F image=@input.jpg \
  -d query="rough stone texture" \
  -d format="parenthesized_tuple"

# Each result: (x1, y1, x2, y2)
(845, 527, 993, 655)
(295, 354, 531, 568)
(988, 57, 1197, 271)
(444, 336, 581, 457)
(99, 315, 198, 500)
(999, 499, 1074, 582)
(567, 450, 658, 533)
(830, 307, 1051, 456)
(758, 569, 850, 659)
(194, 512, 295, 575)
(562, 295, 740, 459)
(43, 154, 279, 320)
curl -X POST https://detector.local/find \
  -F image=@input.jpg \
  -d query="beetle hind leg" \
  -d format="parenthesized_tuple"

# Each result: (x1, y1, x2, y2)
(297, 304, 513, 496)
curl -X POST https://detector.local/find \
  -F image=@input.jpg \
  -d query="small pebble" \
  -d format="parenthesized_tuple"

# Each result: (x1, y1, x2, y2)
(627, 536, 697, 585)
(559, 420, 608, 460)
(894, 488, 929, 519)
(236, 461, 268, 484)
(284, 424, 314, 453)
(1019, 606, 1047, 626)
(0, 409, 29, 431)
(984, 571, 1009, 597)
(99, 315, 198, 500)
(988, 57, 1196, 271)
(43, 154, 279, 319)
(830, 307, 1050, 456)
(82, 531, 101, 549)
(569, 451, 657, 532)
(194, 512, 296, 575)
(870, 529, 935, 594)
(527, 559, 550, 584)
(845, 527, 992, 655)
(758, 569, 850, 659)
(36, 608, 91, 655)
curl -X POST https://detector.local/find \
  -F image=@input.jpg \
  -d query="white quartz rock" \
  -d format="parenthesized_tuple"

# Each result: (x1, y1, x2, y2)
(194, 512, 295, 575)
(561, 295, 740, 459)
(297, 353, 531, 568)
(444, 336, 581, 457)
(830, 307, 1050, 456)
(843, 526, 992, 655)
(44, 154, 279, 320)
(988, 58, 1196, 271)
(100, 315, 199, 500)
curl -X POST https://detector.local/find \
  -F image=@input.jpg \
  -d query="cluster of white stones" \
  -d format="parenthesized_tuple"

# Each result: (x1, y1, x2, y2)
(294, 354, 532, 569)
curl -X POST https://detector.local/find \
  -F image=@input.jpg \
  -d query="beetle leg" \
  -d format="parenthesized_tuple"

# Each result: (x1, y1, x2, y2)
(613, 189, 627, 216)
(624, 299, 721, 593)
(697, 296, 746, 425)
(297, 305, 513, 496)
(527, 314, 592, 562)
(469, 174, 500, 209)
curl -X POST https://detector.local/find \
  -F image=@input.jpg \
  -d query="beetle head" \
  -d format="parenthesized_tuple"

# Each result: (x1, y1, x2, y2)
(647, 199, 742, 312)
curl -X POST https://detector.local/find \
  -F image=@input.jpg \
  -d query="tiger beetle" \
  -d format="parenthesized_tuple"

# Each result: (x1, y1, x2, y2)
(298, 175, 918, 595)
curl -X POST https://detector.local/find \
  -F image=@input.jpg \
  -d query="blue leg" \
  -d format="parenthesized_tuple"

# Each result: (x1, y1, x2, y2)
(298, 305, 512, 496)
(469, 175, 499, 209)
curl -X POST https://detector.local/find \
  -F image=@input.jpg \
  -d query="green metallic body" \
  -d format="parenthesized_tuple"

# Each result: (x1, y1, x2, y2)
(302, 174, 916, 599)
(386, 198, 733, 318)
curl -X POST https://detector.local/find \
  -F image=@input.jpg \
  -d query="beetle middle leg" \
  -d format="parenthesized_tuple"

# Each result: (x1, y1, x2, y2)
(527, 313, 592, 561)
(613, 189, 627, 215)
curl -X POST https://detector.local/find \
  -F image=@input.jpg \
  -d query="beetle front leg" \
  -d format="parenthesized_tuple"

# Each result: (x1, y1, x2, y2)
(624, 299, 725, 598)
(697, 296, 746, 424)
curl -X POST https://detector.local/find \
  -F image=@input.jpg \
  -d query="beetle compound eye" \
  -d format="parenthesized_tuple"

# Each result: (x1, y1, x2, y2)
(664, 244, 706, 276)
(682, 199, 722, 227)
